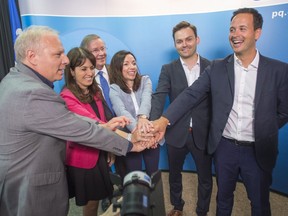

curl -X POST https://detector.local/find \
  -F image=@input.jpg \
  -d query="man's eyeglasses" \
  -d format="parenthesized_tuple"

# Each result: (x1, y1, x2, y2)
(90, 47, 107, 55)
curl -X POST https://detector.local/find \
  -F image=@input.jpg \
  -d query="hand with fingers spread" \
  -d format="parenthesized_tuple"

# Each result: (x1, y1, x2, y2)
(135, 117, 158, 149)
(131, 127, 154, 144)
(128, 127, 158, 152)
(100, 116, 131, 131)
(137, 117, 154, 134)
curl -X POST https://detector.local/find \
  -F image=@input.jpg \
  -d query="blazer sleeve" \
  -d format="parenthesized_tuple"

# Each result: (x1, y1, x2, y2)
(23, 87, 130, 156)
(137, 75, 152, 117)
(60, 89, 103, 123)
(110, 84, 137, 131)
(163, 65, 211, 125)
(150, 64, 170, 120)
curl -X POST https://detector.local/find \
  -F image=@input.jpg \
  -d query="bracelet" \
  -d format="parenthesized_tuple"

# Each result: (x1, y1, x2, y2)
(127, 133, 132, 142)
(137, 114, 148, 119)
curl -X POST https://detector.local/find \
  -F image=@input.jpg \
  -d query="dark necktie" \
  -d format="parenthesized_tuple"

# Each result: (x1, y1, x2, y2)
(98, 71, 114, 113)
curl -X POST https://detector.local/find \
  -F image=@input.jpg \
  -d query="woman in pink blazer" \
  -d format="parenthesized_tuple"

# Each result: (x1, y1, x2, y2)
(60, 47, 115, 216)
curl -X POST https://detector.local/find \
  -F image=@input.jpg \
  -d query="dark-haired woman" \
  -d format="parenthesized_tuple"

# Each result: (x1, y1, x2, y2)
(109, 50, 159, 177)
(60, 47, 128, 216)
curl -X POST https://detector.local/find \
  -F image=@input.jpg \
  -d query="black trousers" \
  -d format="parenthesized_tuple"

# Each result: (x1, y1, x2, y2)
(125, 147, 160, 177)
(167, 132, 213, 216)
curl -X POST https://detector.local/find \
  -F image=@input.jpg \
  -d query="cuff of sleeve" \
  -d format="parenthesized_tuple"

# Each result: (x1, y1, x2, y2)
(161, 115, 171, 126)
(127, 142, 133, 152)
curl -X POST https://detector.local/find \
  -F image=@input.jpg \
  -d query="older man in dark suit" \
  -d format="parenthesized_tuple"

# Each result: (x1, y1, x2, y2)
(80, 34, 113, 111)
(153, 8, 288, 216)
(150, 21, 213, 216)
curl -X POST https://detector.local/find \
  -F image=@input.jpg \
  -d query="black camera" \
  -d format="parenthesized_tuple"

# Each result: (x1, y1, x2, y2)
(111, 170, 165, 216)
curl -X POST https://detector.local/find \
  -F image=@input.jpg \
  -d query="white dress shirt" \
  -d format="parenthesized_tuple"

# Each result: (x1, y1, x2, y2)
(181, 55, 200, 127)
(223, 51, 260, 142)
(95, 66, 110, 98)
(130, 90, 140, 115)
(95, 65, 110, 85)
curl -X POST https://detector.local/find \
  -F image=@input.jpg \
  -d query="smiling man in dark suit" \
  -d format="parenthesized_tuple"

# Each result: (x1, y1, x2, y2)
(153, 8, 288, 216)
(150, 21, 213, 216)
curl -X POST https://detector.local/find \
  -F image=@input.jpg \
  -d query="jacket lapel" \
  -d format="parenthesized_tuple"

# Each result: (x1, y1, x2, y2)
(254, 55, 268, 110)
(175, 59, 189, 87)
(226, 55, 235, 97)
(199, 57, 206, 74)
(16, 62, 41, 81)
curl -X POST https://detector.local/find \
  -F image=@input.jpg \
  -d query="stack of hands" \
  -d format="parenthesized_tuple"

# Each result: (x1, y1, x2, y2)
(101, 116, 170, 152)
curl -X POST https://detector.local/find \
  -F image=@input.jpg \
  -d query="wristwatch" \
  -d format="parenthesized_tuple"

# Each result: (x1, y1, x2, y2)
(137, 114, 148, 119)
(127, 133, 132, 142)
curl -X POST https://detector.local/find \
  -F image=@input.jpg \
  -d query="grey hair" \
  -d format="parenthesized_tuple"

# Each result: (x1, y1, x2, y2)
(80, 34, 101, 49)
(14, 25, 59, 61)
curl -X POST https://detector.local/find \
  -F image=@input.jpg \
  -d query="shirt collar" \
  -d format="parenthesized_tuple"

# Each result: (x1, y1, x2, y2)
(180, 53, 200, 67)
(96, 65, 108, 75)
(234, 50, 259, 69)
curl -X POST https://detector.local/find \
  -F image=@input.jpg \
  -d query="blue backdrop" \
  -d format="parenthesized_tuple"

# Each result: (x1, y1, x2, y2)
(20, 2, 288, 195)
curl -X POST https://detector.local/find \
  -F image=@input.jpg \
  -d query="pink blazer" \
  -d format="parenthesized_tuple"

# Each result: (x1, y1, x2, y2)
(60, 88, 107, 169)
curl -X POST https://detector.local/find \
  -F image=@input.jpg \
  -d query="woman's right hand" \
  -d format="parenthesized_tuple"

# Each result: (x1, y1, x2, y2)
(136, 118, 154, 134)
(100, 116, 131, 131)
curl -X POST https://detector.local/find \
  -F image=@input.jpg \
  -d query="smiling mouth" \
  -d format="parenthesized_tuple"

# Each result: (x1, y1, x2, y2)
(181, 47, 190, 51)
(231, 37, 244, 46)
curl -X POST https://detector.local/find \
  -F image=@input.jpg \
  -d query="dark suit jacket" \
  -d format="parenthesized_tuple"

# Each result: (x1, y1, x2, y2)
(105, 64, 111, 82)
(150, 57, 211, 150)
(163, 54, 288, 172)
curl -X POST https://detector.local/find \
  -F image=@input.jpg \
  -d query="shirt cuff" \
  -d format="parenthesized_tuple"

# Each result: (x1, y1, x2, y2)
(127, 142, 133, 152)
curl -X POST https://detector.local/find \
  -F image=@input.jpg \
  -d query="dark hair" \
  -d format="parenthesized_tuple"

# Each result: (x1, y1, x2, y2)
(231, 8, 263, 30)
(109, 50, 141, 94)
(64, 47, 102, 103)
(172, 21, 198, 41)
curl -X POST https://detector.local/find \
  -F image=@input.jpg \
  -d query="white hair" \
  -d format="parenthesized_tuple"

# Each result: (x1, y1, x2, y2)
(14, 25, 59, 61)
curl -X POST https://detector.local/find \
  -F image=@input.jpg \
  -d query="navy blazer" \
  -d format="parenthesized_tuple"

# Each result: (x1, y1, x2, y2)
(163, 54, 288, 172)
(150, 57, 211, 150)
